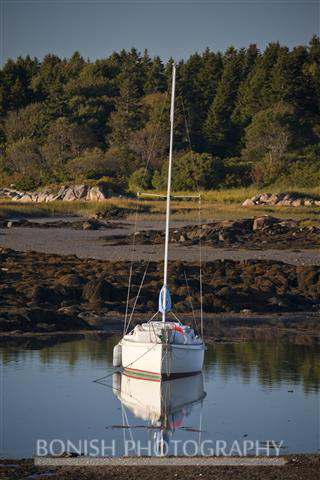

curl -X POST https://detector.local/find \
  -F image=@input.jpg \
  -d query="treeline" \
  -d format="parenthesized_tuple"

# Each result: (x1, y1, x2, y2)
(0, 38, 319, 191)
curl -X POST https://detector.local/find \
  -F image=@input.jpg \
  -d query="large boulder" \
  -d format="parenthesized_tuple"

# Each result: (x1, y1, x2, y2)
(74, 184, 88, 199)
(86, 186, 106, 201)
(258, 193, 272, 204)
(56, 185, 68, 200)
(37, 191, 49, 203)
(253, 215, 279, 231)
(31, 285, 63, 305)
(82, 277, 115, 304)
(63, 187, 77, 201)
(242, 198, 255, 207)
(16, 193, 33, 202)
(56, 274, 86, 287)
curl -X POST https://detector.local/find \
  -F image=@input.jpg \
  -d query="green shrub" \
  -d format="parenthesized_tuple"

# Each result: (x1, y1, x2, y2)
(220, 158, 252, 188)
(128, 167, 152, 192)
(152, 151, 224, 191)
(14, 175, 39, 191)
(67, 148, 108, 179)
(271, 145, 320, 188)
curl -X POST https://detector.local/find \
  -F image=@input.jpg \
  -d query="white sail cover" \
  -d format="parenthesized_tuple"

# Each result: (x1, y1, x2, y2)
(159, 286, 172, 313)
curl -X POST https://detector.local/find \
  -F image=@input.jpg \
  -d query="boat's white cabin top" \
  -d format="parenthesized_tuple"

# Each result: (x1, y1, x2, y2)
(122, 321, 203, 345)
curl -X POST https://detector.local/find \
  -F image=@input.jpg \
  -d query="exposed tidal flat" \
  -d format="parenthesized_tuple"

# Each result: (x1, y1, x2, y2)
(0, 214, 319, 342)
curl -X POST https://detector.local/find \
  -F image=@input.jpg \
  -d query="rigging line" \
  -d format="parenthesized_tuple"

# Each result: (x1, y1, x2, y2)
(139, 90, 169, 190)
(122, 403, 136, 448)
(180, 95, 200, 192)
(147, 311, 160, 323)
(124, 92, 168, 333)
(198, 197, 204, 339)
(125, 203, 162, 334)
(181, 94, 204, 339)
(94, 346, 157, 394)
(121, 403, 127, 452)
(183, 269, 199, 335)
(124, 196, 140, 336)
(125, 254, 153, 335)
(169, 310, 183, 324)
(92, 369, 115, 384)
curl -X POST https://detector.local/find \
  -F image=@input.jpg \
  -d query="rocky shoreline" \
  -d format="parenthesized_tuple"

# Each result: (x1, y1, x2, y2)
(3, 214, 320, 250)
(0, 248, 319, 342)
(0, 184, 117, 202)
(0, 217, 126, 231)
(106, 215, 320, 250)
(242, 191, 320, 207)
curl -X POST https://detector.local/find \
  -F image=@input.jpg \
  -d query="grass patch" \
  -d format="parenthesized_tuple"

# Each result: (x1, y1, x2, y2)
(0, 197, 139, 219)
(1, 186, 320, 222)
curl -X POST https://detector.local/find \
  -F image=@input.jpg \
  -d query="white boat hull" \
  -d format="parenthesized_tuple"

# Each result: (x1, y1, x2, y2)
(121, 340, 204, 380)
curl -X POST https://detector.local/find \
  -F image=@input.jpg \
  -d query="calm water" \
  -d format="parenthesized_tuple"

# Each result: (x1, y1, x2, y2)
(1, 335, 319, 458)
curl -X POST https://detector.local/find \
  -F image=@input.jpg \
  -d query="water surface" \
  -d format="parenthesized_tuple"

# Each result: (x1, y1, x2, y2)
(1, 335, 319, 457)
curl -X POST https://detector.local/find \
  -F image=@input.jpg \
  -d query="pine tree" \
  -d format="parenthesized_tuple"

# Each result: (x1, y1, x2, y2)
(196, 48, 223, 117)
(233, 42, 283, 127)
(271, 45, 318, 146)
(107, 53, 144, 148)
(204, 48, 243, 156)
(307, 35, 320, 108)
(144, 56, 167, 94)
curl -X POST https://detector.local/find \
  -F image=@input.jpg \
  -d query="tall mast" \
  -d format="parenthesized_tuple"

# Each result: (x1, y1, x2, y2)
(162, 62, 176, 323)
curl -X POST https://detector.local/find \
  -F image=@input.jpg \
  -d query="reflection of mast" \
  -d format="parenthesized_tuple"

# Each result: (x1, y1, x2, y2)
(113, 372, 206, 455)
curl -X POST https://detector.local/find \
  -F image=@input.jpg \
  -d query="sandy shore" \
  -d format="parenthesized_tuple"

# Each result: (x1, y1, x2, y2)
(0, 223, 320, 265)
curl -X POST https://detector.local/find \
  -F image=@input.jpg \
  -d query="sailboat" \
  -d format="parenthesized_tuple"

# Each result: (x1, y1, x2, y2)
(113, 63, 205, 380)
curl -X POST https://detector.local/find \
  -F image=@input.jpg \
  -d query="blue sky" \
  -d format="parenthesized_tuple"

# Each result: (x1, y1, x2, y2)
(1, 0, 319, 65)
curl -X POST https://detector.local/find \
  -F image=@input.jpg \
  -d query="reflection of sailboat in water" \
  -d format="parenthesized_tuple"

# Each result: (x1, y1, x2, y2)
(113, 371, 206, 455)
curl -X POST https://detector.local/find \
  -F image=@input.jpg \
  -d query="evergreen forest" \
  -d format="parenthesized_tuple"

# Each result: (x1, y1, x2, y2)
(0, 37, 319, 192)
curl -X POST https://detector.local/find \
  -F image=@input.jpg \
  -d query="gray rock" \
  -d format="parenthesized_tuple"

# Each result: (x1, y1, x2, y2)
(218, 231, 224, 241)
(16, 193, 33, 202)
(74, 185, 88, 199)
(56, 185, 68, 199)
(251, 194, 261, 202)
(63, 187, 77, 201)
(86, 186, 106, 201)
(82, 221, 93, 230)
(253, 215, 279, 231)
(221, 219, 238, 229)
(37, 191, 49, 203)
(242, 198, 255, 207)
(267, 194, 280, 205)
(45, 193, 56, 202)
(259, 193, 272, 203)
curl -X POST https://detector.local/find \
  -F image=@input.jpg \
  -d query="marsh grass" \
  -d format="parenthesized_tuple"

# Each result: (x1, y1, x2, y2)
(1, 186, 320, 222)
